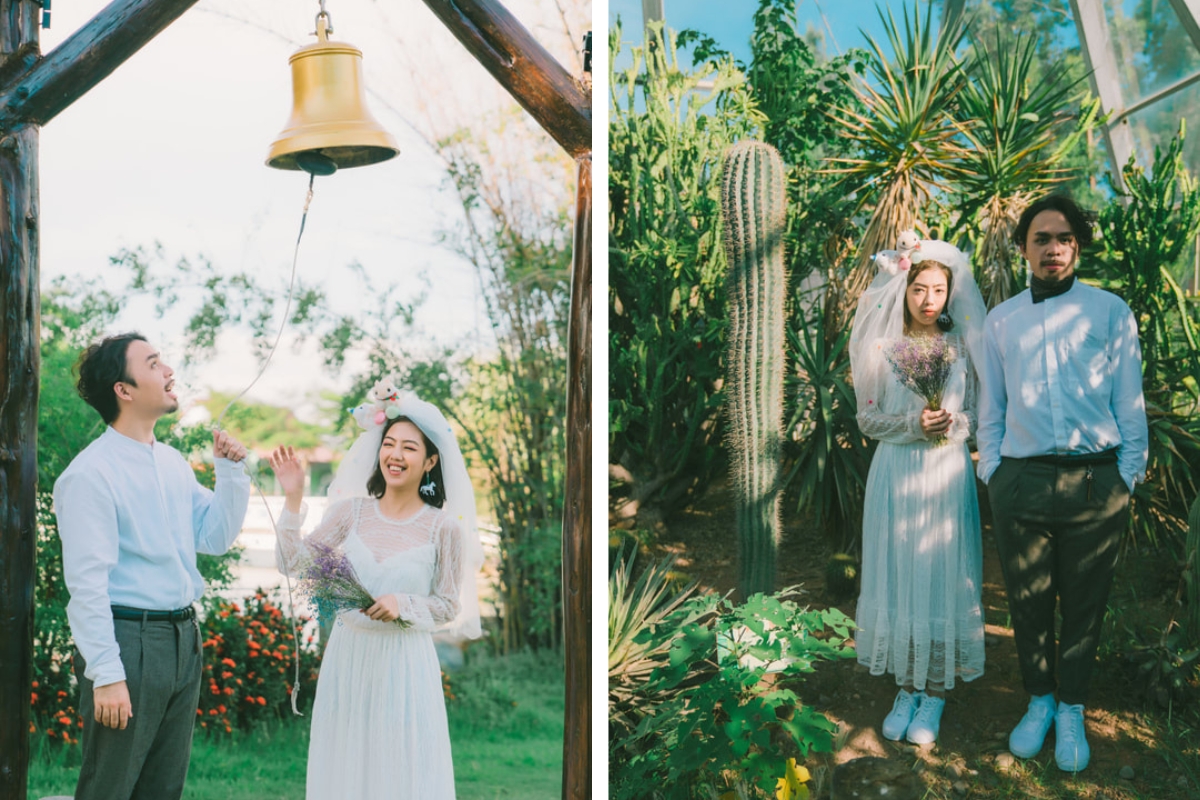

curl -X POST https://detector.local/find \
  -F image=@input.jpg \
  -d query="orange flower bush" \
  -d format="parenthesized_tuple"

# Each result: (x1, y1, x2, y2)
(195, 590, 321, 737)
(29, 659, 83, 747)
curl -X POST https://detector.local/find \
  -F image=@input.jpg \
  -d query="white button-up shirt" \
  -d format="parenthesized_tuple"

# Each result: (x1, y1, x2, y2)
(976, 280, 1148, 491)
(53, 427, 251, 687)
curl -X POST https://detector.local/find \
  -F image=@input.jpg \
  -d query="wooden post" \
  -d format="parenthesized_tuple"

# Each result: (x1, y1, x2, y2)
(0, 0, 42, 794)
(421, 4, 591, 798)
(561, 154, 591, 800)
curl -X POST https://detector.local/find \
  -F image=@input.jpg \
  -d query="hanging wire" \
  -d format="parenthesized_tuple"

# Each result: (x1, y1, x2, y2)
(212, 172, 317, 715)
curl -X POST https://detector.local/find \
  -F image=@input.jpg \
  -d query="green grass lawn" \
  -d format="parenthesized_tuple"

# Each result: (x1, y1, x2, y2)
(28, 650, 564, 800)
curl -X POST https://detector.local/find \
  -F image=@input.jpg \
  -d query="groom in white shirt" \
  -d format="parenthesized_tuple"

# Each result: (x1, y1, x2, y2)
(976, 195, 1148, 773)
(53, 333, 251, 800)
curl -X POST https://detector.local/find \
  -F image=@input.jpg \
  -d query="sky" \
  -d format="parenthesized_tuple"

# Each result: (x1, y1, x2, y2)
(38, 0, 586, 420)
(608, 0, 918, 64)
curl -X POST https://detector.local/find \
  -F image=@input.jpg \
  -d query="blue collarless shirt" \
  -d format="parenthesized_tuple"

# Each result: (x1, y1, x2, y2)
(53, 427, 251, 687)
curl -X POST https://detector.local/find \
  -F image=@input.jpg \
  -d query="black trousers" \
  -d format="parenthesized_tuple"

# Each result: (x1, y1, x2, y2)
(988, 457, 1130, 705)
(73, 615, 203, 800)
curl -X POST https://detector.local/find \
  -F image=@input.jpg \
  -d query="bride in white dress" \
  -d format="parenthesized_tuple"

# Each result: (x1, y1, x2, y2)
(269, 392, 484, 799)
(849, 239, 988, 746)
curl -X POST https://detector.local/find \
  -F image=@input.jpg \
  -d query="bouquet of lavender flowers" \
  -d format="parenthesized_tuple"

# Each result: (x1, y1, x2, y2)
(297, 542, 410, 628)
(884, 336, 957, 440)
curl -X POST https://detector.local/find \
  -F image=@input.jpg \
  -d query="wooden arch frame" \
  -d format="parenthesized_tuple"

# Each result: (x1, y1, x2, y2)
(0, 1, 591, 798)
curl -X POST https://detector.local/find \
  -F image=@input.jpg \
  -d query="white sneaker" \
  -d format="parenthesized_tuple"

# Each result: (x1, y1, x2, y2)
(1054, 703, 1090, 773)
(906, 694, 945, 745)
(881, 690, 922, 741)
(1009, 693, 1056, 758)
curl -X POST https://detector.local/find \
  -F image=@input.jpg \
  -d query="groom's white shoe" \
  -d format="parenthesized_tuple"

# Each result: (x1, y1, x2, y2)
(1009, 693, 1056, 759)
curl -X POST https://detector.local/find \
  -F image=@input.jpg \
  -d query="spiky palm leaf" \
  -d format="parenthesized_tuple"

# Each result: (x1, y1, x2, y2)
(951, 31, 1095, 307)
(608, 549, 700, 735)
(824, 3, 967, 328)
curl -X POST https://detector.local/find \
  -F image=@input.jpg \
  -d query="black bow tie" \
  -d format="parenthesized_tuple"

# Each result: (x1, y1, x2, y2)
(1030, 274, 1075, 304)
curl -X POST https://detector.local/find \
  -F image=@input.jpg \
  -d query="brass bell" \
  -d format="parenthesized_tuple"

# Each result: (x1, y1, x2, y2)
(267, 15, 399, 174)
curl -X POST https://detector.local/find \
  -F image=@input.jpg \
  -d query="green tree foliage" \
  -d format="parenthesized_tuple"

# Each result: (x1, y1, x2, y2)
(199, 392, 327, 451)
(436, 116, 572, 652)
(608, 20, 765, 531)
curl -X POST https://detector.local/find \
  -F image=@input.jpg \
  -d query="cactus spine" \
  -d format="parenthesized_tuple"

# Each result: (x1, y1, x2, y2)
(721, 140, 787, 598)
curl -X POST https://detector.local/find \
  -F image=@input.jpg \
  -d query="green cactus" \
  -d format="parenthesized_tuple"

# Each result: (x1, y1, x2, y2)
(721, 140, 787, 598)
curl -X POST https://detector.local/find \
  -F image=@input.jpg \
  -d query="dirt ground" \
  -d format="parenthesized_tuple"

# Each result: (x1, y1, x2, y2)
(637, 478, 1200, 799)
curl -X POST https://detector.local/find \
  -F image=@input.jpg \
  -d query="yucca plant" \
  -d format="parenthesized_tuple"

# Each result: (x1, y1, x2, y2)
(824, 2, 967, 331)
(951, 30, 1096, 308)
(608, 547, 700, 738)
(783, 318, 873, 551)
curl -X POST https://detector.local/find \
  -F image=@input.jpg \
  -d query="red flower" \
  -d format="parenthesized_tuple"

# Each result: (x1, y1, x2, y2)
(257, 696, 267, 706)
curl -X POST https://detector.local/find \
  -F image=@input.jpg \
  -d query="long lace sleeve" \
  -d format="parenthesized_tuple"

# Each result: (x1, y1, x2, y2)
(274, 498, 355, 576)
(946, 355, 978, 444)
(857, 404, 926, 444)
(393, 512, 463, 631)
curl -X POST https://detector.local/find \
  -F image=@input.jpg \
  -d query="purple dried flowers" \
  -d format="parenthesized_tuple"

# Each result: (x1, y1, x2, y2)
(297, 542, 410, 628)
(884, 336, 957, 442)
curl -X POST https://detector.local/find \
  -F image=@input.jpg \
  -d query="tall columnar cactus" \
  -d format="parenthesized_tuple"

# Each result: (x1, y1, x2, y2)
(721, 140, 787, 598)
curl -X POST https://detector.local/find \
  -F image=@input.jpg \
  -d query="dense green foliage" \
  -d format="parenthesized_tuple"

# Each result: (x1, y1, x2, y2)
(610, 584, 854, 800)
(608, 20, 764, 531)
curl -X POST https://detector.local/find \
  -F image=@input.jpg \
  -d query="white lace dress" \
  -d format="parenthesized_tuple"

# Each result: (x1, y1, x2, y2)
(854, 333, 986, 690)
(276, 497, 462, 799)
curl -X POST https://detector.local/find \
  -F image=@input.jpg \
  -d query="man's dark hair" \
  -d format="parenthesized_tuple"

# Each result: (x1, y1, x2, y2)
(1013, 194, 1096, 249)
(366, 416, 446, 508)
(76, 333, 147, 425)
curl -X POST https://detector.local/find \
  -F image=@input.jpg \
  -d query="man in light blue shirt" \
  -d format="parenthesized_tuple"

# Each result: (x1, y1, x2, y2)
(53, 332, 251, 800)
(977, 195, 1148, 774)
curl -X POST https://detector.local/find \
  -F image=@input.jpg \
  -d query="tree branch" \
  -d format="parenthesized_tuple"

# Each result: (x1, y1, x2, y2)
(417, 0, 590, 158)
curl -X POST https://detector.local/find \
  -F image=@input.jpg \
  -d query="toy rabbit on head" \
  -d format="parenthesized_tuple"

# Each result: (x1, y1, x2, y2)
(873, 230, 923, 275)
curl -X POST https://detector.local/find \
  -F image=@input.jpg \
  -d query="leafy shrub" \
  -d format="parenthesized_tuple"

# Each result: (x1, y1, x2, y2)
(445, 649, 564, 737)
(611, 588, 854, 799)
(195, 592, 321, 736)
(608, 20, 765, 531)
(1095, 126, 1200, 552)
